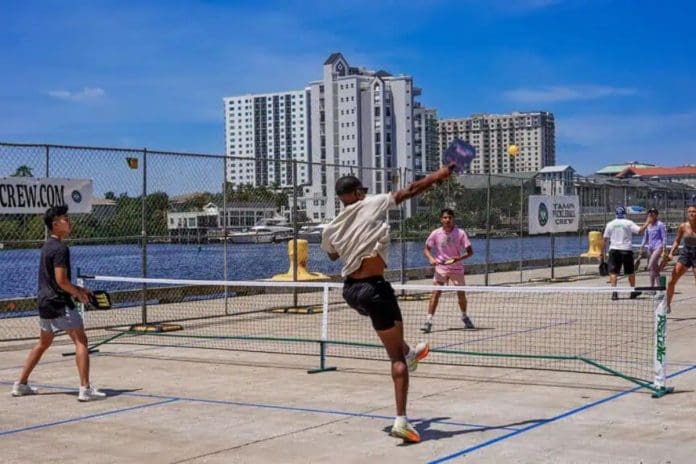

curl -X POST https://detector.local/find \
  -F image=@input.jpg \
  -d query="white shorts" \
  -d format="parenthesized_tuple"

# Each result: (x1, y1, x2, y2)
(433, 270, 466, 286)
(39, 308, 84, 333)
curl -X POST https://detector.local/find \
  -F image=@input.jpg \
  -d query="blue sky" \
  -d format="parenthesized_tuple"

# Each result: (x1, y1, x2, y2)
(1, 0, 694, 192)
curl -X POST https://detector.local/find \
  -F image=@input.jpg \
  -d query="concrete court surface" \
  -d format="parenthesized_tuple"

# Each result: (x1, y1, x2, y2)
(1, 265, 695, 464)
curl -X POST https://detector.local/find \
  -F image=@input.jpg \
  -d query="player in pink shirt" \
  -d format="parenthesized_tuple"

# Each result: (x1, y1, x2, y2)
(421, 208, 474, 333)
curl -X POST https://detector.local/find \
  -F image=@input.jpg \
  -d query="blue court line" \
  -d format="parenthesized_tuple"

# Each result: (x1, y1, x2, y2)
(427, 363, 696, 464)
(0, 380, 520, 433)
(436, 319, 577, 350)
(0, 398, 179, 437)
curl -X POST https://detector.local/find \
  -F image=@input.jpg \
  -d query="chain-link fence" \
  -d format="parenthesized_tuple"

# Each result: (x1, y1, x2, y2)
(2, 141, 696, 338)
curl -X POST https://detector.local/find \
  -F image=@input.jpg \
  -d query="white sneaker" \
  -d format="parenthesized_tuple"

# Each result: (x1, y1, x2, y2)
(78, 385, 107, 402)
(12, 381, 38, 397)
(391, 418, 420, 443)
(406, 342, 430, 372)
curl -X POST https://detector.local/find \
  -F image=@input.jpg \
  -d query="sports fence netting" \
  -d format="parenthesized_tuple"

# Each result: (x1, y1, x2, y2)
(0, 275, 670, 395)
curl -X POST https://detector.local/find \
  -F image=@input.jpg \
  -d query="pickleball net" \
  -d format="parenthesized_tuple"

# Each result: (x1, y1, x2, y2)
(72, 275, 671, 396)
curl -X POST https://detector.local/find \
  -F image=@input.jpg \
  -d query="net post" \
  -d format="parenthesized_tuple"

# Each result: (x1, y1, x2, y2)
(308, 284, 336, 374)
(652, 289, 674, 397)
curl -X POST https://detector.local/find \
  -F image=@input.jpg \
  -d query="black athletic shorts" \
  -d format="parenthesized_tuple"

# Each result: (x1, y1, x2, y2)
(342, 276, 403, 331)
(608, 249, 635, 275)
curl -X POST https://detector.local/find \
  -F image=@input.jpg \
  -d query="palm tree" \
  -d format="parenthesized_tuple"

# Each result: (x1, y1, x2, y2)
(11, 165, 34, 177)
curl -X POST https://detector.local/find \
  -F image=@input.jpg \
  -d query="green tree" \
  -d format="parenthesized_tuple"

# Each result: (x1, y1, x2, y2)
(11, 165, 34, 177)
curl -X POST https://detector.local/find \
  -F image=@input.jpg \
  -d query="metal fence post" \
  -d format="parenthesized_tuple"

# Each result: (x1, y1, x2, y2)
(141, 148, 148, 325)
(44, 145, 50, 241)
(519, 178, 523, 283)
(292, 159, 299, 308)
(400, 167, 406, 286)
(484, 171, 491, 286)
(223, 155, 229, 315)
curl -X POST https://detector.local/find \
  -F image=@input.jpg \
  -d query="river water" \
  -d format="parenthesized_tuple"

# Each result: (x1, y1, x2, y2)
(0, 235, 599, 299)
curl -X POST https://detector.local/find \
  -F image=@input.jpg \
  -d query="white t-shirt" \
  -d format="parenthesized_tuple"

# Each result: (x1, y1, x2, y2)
(320, 193, 396, 278)
(603, 218, 641, 251)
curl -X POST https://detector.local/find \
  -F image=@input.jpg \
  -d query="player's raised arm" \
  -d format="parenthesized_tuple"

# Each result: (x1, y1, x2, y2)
(393, 163, 455, 205)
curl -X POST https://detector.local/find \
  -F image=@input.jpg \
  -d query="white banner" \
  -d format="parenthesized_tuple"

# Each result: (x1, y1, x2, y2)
(528, 195, 579, 235)
(0, 177, 93, 214)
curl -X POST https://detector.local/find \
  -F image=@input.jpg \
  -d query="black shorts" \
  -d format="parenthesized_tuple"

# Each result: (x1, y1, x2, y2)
(677, 247, 696, 269)
(608, 249, 635, 275)
(342, 276, 403, 331)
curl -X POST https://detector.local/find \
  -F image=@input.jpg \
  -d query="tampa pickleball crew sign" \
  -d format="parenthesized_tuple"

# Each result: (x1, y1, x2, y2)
(528, 195, 579, 235)
(0, 177, 93, 214)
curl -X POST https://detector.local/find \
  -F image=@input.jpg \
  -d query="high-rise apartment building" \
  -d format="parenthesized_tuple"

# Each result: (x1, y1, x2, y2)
(224, 53, 437, 221)
(438, 112, 555, 174)
(414, 106, 439, 175)
(223, 90, 310, 188)
(304, 53, 435, 220)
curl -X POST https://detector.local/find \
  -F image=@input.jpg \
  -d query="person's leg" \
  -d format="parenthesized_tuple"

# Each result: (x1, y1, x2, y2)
(375, 323, 409, 416)
(423, 275, 445, 333)
(628, 273, 636, 287)
(449, 273, 473, 329)
(427, 288, 443, 317)
(66, 328, 90, 387)
(666, 263, 687, 309)
(647, 248, 661, 287)
(609, 273, 618, 287)
(18, 329, 54, 384)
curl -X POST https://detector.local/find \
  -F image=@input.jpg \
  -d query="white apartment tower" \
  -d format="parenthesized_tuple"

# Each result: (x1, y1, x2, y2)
(305, 53, 432, 220)
(438, 112, 555, 174)
(224, 91, 310, 188)
(414, 106, 439, 175)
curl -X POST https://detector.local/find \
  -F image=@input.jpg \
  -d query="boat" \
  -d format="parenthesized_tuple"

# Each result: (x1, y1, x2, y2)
(251, 216, 293, 242)
(229, 216, 294, 244)
(298, 223, 329, 243)
(228, 229, 275, 244)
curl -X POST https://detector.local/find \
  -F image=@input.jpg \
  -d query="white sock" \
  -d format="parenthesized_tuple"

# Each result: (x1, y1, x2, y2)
(394, 415, 407, 427)
(426, 314, 433, 322)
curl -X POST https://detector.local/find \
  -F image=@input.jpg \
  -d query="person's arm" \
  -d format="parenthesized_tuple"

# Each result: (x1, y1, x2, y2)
(669, 224, 685, 258)
(635, 219, 649, 235)
(320, 227, 340, 261)
(424, 231, 438, 266)
(54, 267, 90, 304)
(459, 245, 474, 261)
(659, 222, 667, 254)
(392, 164, 454, 205)
(640, 227, 648, 250)
(458, 230, 473, 260)
(423, 245, 438, 266)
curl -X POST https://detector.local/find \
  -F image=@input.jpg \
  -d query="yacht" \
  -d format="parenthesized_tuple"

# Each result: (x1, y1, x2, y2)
(298, 223, 329, 243)
(229, 216, 293, 244)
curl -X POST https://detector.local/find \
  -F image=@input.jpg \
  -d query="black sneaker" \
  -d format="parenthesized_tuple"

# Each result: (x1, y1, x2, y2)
(630, 291, 641, 299)
(462, 315, 475, 329)
(420, 321, 432, 334)
(611, 292, 619, 301)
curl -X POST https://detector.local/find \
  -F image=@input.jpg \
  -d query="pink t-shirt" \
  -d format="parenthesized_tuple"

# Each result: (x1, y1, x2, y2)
(425, 227, 472, 274)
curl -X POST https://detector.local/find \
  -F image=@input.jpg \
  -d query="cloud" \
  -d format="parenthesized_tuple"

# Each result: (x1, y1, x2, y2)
(504, 85, 637, 103)
(47, 87, 105, 102)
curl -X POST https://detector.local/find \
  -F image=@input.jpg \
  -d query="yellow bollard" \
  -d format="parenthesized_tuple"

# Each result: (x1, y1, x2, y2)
(581, 231, 604, 258)
(270, 239, 330, 281)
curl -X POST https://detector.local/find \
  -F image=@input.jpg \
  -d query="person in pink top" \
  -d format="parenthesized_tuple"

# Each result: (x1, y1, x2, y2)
(421, 208, 474, 333)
